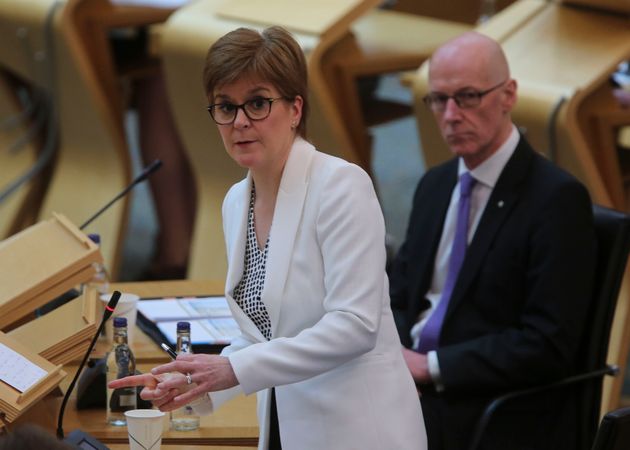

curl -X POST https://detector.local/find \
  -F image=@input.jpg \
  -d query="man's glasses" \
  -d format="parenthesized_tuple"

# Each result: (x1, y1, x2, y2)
(207, 97, 289, 125)
(422, 80, 507, 112)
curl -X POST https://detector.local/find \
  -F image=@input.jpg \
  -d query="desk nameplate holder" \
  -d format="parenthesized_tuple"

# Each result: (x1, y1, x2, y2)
(0, 212, 101, 330)
(0, 331, 67, 424)
(9, 287, 100, 366)
(0, 213, 101, 425)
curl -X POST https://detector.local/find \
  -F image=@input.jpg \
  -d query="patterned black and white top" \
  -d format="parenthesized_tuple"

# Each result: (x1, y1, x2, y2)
(232, 186, 273, 340)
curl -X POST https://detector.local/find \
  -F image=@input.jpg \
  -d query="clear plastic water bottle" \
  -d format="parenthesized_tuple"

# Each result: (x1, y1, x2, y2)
(87, 233, 109, 295)
(105, 317, 137, 426)
(170, 321, 200, 431)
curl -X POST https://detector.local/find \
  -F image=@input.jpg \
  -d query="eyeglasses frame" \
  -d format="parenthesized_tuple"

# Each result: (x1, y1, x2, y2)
(423, 80, 508, 112)
(206, 96, 292, 125)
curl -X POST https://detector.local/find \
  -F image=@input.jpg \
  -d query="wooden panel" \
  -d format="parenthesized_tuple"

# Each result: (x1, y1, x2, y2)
(0, 77, 40, 238)
(216, 0, 365, 36)
(392, 0, 519, 24)
(0, 214, 101, 329)
(564, 0, 630, 14)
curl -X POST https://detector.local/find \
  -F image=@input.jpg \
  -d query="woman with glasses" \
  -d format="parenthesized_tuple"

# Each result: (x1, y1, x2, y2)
(109, 26, 426, 450)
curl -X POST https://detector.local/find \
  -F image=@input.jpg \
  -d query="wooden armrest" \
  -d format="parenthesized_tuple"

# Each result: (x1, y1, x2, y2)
(76, 0, 174, 29)
(399, 70, 417, 88)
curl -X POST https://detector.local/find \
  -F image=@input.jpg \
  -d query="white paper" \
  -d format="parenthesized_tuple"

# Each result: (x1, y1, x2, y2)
(137, 297, 192, 322)
(157, 317, 240, 345)
(180, 296, 232, 318)
(139, 297, 241, 345)
(0, 343, 47, 393)
(137, 296, 232, 322)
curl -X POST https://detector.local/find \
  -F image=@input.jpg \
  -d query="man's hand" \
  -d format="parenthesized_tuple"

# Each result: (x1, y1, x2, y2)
(402, 347, 431, 384)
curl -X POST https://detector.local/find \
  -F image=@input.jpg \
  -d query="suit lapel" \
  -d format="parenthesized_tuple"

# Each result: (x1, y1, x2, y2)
(410, 162, 458, 313)
(263, 138, 313, 337)
(224, 175, 267, 342)
(225, 177, 250, 294)
(445, 138, 534, 320)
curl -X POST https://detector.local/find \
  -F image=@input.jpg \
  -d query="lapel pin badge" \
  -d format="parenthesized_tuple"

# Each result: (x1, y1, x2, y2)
(497, 200, 505, 208)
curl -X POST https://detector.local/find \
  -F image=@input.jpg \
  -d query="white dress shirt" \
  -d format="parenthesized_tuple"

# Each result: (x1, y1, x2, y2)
(411, 125, 520, 388)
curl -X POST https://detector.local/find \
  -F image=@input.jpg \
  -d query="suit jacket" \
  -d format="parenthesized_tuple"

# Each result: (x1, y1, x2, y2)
(390, 137, 596, 449)
(208, 138, 426, 450)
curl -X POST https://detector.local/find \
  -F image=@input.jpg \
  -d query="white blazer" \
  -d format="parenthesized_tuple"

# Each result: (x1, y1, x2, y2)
(206, 138, 426, 450)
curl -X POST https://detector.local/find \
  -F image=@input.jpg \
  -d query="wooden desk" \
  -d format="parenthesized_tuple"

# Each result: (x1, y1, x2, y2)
(110, 279, 224, 298)
(52, 363, 257, 446)
(13, 280, 259, 447)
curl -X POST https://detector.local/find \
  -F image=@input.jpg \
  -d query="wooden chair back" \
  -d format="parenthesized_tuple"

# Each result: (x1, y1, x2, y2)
(0, 0, 132, 275)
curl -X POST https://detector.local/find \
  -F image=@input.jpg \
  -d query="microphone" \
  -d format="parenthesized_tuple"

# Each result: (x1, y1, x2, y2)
(79, 159, 163, 231)
(57, 290, 121, 440)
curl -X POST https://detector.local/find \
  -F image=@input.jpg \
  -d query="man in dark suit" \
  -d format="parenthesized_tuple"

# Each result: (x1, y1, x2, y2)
(390, 32, 596, 449)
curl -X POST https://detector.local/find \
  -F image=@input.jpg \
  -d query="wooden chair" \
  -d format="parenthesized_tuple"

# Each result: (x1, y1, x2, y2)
(158, 0, 381, 280)
(323, 9, 471, 172)
(411, 0, 630, 210)
(0, 1, 59, 239)
(325, 0, 525, 178)
(392, 0, 519, 25)
(61, 0, 172, 125)
(0, 73, 49, 238)
(0, 0, 140, 278)
(58, 0, 186, 281)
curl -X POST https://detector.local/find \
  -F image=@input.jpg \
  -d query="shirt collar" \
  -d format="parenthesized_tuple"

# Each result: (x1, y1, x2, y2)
(458, 124, 520, 188)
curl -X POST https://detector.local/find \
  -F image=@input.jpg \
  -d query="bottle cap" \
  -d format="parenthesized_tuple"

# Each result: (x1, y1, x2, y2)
(177, 321, 191, 331)
(87, 233, 101, 245)
(113, 317, 127, 328)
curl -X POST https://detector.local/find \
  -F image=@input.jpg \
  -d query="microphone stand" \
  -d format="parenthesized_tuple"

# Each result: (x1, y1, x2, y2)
(79, 159, 163, 231)
(57, 291, 121, 440)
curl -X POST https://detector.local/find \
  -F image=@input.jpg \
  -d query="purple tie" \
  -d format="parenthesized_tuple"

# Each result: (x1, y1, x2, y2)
(417, 172, 476, 353)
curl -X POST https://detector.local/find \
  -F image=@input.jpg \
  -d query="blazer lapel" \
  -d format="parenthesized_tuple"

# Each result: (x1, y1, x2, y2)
(263, 138, 313, 337)
(410, 162, 458, 315)
(445, 138, 534, 320)
(224, 175, 267, 342)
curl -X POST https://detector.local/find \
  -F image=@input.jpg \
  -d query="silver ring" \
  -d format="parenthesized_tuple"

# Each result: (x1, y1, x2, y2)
(185, 373, 192, 385)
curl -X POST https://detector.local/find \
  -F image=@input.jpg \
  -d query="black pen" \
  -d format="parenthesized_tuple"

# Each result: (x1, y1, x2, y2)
(160, 343, 177, 360)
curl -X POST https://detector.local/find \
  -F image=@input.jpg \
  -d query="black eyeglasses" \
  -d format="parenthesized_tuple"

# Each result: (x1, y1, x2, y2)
(207, 97, 290, 125)
(422, 80, 507, 112)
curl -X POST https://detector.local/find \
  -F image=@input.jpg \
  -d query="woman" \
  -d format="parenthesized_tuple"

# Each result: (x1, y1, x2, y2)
(109, 26, 426, 450)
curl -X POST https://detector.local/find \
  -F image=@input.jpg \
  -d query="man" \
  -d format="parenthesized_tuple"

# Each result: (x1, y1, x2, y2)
(390, 32, 596, 449)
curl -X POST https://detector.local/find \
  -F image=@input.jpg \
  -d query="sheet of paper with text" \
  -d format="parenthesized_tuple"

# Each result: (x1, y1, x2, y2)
(0, 342, 47, 392)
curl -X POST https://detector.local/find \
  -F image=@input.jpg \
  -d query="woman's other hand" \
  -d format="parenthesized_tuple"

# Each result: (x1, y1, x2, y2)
(150, 354, 238, 410)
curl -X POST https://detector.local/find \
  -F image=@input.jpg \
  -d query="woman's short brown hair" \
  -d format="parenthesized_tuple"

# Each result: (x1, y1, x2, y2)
(203, 26, 309, 137)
